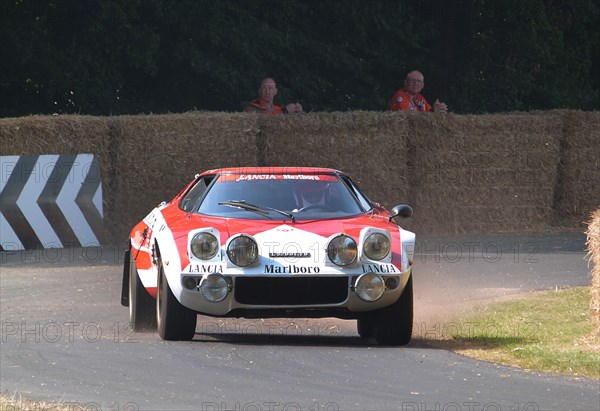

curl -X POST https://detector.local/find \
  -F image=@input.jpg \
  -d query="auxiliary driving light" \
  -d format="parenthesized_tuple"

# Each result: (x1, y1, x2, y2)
(182, 276, 199, 290)
(355, 273, 385, 302)
(199, 274, 230, 302)
(384, 276, 399, 291)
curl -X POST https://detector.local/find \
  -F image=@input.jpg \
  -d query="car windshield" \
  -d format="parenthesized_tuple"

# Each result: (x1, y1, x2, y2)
(192, 173, 369, 220)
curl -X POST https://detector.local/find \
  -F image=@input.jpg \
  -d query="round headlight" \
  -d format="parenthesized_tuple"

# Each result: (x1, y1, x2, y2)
(363, 233, 391, 261)
(191, 232, 219, 260)
(327, 235, 357, 266)
(227, 235, 258, 267)
(200, 274, 229, 302)
(355, 273, 385, 302)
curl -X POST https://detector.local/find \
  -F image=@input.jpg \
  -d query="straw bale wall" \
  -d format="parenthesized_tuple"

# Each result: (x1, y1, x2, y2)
(0, 115, 113, 183)
(587, 208, 600, 333)
(0, 110, 598, 244)
(556, 111, 600, 225)
(406, 112, 563, 234)
(0, 113, 260, 243)
(0, 115, 116, 241)
(109, 113, 259, 237)
(258, 111, 410, 210)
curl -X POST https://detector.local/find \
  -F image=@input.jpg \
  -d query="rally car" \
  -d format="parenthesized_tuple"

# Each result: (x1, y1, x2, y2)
(121, 167, 415, 345)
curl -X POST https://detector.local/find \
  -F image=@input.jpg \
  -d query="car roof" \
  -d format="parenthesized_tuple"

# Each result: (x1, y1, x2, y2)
(200, 167, 344, 176)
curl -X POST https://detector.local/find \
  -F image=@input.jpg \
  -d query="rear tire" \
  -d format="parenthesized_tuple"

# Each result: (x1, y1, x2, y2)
(156, 257, 197, 341)
(128, 252, 157, 331)
(373, 275, 413, 346)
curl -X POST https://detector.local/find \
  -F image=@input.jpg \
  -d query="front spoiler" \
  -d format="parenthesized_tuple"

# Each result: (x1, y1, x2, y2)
(176, 267, 412, 317)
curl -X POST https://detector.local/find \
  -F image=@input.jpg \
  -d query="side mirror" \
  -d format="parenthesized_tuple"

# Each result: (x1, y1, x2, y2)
(389, 204, 413, 221)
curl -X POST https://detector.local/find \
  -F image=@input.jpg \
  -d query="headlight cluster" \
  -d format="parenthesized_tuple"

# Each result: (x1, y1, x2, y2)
(327, 235, 357, 266)
(363, 233, 390, 261)
(191, 232, 219, 260)
(183, 273, 231, 302)
(327, 231, 391, 266)
(227, 235, 258, 267)
(190, 231, 258, 267)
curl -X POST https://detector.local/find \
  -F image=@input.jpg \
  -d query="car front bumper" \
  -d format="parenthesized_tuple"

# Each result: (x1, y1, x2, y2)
(177, 267, 412, 317)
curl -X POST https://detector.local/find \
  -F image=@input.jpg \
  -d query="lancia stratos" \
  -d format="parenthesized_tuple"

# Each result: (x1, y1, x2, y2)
(120, 167, 415, 345)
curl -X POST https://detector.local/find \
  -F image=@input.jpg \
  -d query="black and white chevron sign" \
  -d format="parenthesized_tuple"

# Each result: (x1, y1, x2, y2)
(0, 154, 103, 251)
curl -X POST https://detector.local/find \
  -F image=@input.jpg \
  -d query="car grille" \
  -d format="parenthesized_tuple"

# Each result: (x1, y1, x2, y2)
(234, 276, 349, 305)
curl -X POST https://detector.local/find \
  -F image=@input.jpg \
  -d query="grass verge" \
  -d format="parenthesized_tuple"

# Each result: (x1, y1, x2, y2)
(428, 286, 599, 379)
(0, 393, 88, 411)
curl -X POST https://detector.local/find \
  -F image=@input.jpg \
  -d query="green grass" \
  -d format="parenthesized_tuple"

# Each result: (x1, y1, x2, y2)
(430, 287, 599, 379)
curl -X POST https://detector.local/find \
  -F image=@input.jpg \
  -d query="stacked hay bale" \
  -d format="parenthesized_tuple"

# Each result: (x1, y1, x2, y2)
(258, 111, 411, 212)
(556, 111, 600, 227)
(406, 112, 563, 235)
(0, 114, 111, 170)
(2, 110, 597, 245)
(587, 208, 600, 334)
(0, 115, 113, 242)
(112, 112, 260, 242)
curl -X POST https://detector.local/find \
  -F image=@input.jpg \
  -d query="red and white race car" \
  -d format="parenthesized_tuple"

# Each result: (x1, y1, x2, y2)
(121, 167, 415, 345)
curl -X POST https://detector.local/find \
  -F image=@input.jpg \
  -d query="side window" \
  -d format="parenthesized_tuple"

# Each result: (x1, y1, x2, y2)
(341, 176, 372, 211)
(179, 176, 214, 212)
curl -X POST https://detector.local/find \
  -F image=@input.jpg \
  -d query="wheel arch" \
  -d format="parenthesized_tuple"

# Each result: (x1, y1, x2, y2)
(152, 233, 185, 305)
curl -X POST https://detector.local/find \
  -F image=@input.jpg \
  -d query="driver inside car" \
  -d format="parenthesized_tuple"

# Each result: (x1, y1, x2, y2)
(293, 181, 330, 212)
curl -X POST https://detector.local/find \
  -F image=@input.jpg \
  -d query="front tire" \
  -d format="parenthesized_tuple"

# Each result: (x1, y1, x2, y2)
(128, 251, 157, 331)
(373, 275, 413, 346)
(156, 257, 197, 341)
(357, 315, 376, 339)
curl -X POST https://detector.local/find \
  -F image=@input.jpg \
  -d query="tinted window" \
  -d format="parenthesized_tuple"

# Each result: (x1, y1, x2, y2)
(341, 176, 372, 211)
(179, 175, 214, 212)
(197, 174, 365, 220)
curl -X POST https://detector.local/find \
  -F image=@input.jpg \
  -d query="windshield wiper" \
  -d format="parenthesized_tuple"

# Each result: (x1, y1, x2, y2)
(218, 200, 295, 223)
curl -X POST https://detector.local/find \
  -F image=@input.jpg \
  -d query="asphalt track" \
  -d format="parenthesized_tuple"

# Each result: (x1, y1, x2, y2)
(1, 233, 598, 411)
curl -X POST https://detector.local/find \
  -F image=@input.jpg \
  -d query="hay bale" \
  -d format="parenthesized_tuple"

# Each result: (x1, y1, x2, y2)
(0, 112, 261, 245)
(259, 111, 411, 209)
(407, 112, 562, 235)
(2, 110, 598, 244)
(0, 115, 111, 156)
(587, 208, 600, 334)
(110, 112, 260, 242)
(0, 115, 115, 242)
(557, 111, 600, 227)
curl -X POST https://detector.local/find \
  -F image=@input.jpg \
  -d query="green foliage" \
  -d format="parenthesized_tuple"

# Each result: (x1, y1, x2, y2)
(444, 0, 600, 112)
(1, 0, 598, 116)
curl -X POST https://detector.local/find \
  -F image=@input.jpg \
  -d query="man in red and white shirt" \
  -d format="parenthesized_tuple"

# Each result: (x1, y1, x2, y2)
(244, 77, 303, 115)
(389, 70, 448, 113)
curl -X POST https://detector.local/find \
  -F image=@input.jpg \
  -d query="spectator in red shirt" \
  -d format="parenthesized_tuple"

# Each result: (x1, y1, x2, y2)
(243, 77, 303, 115)
(389, 70, 448, 113)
